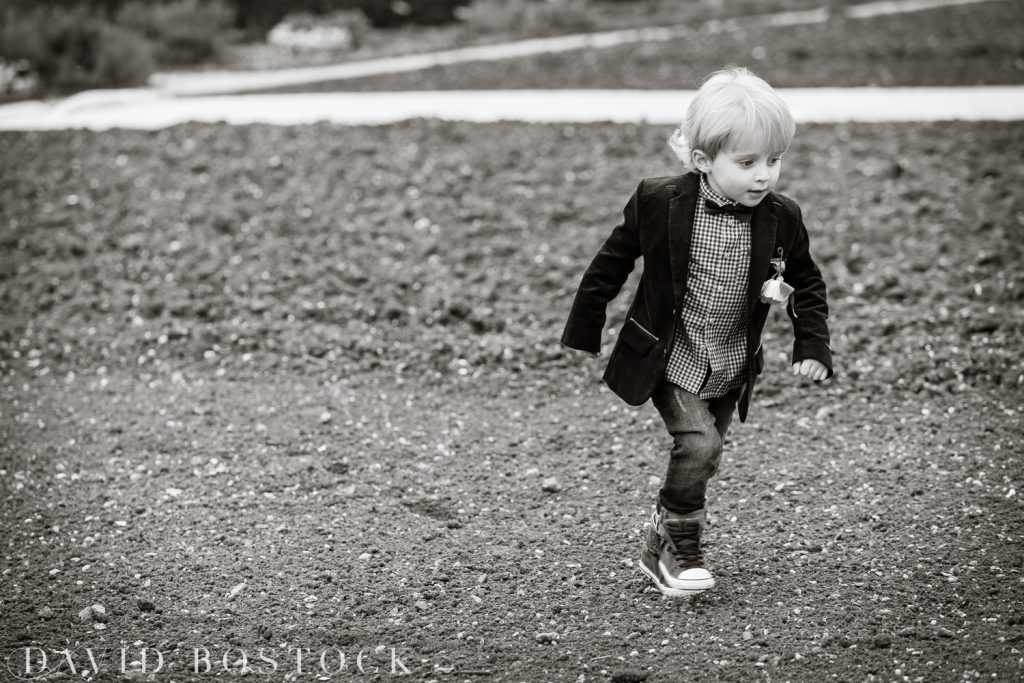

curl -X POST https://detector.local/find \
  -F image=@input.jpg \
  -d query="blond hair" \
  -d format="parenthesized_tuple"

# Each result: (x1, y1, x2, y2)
(668, 67, 795, 172)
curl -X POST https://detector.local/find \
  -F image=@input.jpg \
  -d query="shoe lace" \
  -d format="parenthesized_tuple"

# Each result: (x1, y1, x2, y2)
(663, 519, 703, 567)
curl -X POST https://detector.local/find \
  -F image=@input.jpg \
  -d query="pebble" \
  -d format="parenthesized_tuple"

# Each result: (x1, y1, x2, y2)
(822, 633, 852, 648)
(535, 632, 559, 644)
(873, 635, 892, 648)
(137, 598, 156, 612)
(541, 477, 562, 493)
(227, 582, 246, 600)
(38, 607, 54, 619)
(78, 604, 107, 623)
(414, 600, 429, 611)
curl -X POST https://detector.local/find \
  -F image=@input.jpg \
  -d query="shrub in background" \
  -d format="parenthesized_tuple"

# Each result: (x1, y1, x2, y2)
(0, 57, 40, 97)
(353, 0, 471, 28)
(267, 10, 372, 51)
(116, 0, 238, 66)
(230, 0, 366, 36)
(0, 4, 155, 92)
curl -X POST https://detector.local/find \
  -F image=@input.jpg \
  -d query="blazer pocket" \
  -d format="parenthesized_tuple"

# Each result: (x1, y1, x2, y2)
(620, 317, 659, 356)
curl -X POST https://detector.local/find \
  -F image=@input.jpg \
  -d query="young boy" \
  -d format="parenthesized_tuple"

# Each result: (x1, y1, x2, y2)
(561, 67, 833, 598)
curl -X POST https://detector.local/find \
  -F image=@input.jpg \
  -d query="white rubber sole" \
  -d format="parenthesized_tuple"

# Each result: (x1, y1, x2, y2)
(638, 551, 712, 598)
(658, 560, 715, 593)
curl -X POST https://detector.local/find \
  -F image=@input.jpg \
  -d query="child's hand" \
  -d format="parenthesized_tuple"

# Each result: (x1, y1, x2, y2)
(791, 359, 829, 381)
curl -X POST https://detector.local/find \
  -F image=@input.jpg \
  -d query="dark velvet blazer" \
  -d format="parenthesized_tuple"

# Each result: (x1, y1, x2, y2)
(561, 172, 833, 422)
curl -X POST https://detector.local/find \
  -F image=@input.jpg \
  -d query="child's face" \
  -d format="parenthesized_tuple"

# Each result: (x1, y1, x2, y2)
(695, 146, 783, 207)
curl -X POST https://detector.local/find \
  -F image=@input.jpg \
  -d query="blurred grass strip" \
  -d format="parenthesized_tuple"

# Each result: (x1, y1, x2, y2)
(252, 0, 1024, 92)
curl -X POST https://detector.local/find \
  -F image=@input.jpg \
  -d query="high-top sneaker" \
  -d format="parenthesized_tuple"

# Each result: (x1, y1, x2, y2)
(638, 507, 714, 597)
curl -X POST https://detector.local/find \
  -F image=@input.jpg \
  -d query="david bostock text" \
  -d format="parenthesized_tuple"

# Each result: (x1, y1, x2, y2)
(4, 644, 413, 679)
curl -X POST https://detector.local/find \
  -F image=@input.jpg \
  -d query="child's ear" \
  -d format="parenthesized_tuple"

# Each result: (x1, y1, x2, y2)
(691, 149, 712, 173)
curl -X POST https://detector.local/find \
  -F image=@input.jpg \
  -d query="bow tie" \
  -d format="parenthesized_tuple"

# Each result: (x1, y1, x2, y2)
(704, 198, 754, 222)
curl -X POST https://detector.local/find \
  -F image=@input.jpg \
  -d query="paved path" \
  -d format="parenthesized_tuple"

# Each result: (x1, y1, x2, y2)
(1, 87, 1022, 131)
(0, 0, 1018, 131)
(149, 0, 1003, 96)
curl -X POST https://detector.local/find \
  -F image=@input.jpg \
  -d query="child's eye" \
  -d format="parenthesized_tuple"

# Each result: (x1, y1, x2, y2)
(739, 160, 754, 168)
(768, 157, 781, 165)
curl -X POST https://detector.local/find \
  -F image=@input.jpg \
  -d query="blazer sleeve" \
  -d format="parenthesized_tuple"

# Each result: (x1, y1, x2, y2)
(786, 204, 834, 376)
(560, 180, 645, 355)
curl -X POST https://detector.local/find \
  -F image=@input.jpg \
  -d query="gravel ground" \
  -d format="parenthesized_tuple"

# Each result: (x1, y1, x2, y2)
(251, 1, 1024, 93)
(1, 119, 1023, 681)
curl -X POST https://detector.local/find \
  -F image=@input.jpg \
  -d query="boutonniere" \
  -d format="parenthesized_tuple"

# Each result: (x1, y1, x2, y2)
(760, 248, 794, 308)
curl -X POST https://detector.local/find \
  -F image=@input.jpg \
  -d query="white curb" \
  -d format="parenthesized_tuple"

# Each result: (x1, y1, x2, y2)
(2, 87, 1022, 131)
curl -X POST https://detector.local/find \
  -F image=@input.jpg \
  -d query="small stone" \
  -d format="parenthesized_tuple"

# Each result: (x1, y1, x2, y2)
(38, 607, 54, 619)
(535, 632, 559, 644)
(79, 604, 107, 623)
(611, 670, 649, 683)
(137, 598, 156, 612)
(541, 477, 562, 493)
(743, 630, 754, 641)
(897, 627, 917, 637)
(414, 600, 429, 611)
(873, 635, 892, 648)
(935, 627, 956, 639)
(227, 582, 246, 600)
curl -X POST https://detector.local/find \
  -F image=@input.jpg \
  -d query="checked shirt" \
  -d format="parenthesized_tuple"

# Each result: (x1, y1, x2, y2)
(665, 174, 751, 399)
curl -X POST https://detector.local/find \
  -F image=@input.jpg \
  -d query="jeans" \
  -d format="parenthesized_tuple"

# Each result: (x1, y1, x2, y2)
(652, 380, 739, 515)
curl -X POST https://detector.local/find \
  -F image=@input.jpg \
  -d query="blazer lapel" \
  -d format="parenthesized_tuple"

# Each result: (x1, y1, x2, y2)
(667, 173, 700, 308)
(747, 197, 778, 315)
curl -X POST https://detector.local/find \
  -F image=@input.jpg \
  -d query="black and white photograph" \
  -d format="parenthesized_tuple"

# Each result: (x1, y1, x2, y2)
(1, 0, 1022, 680)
